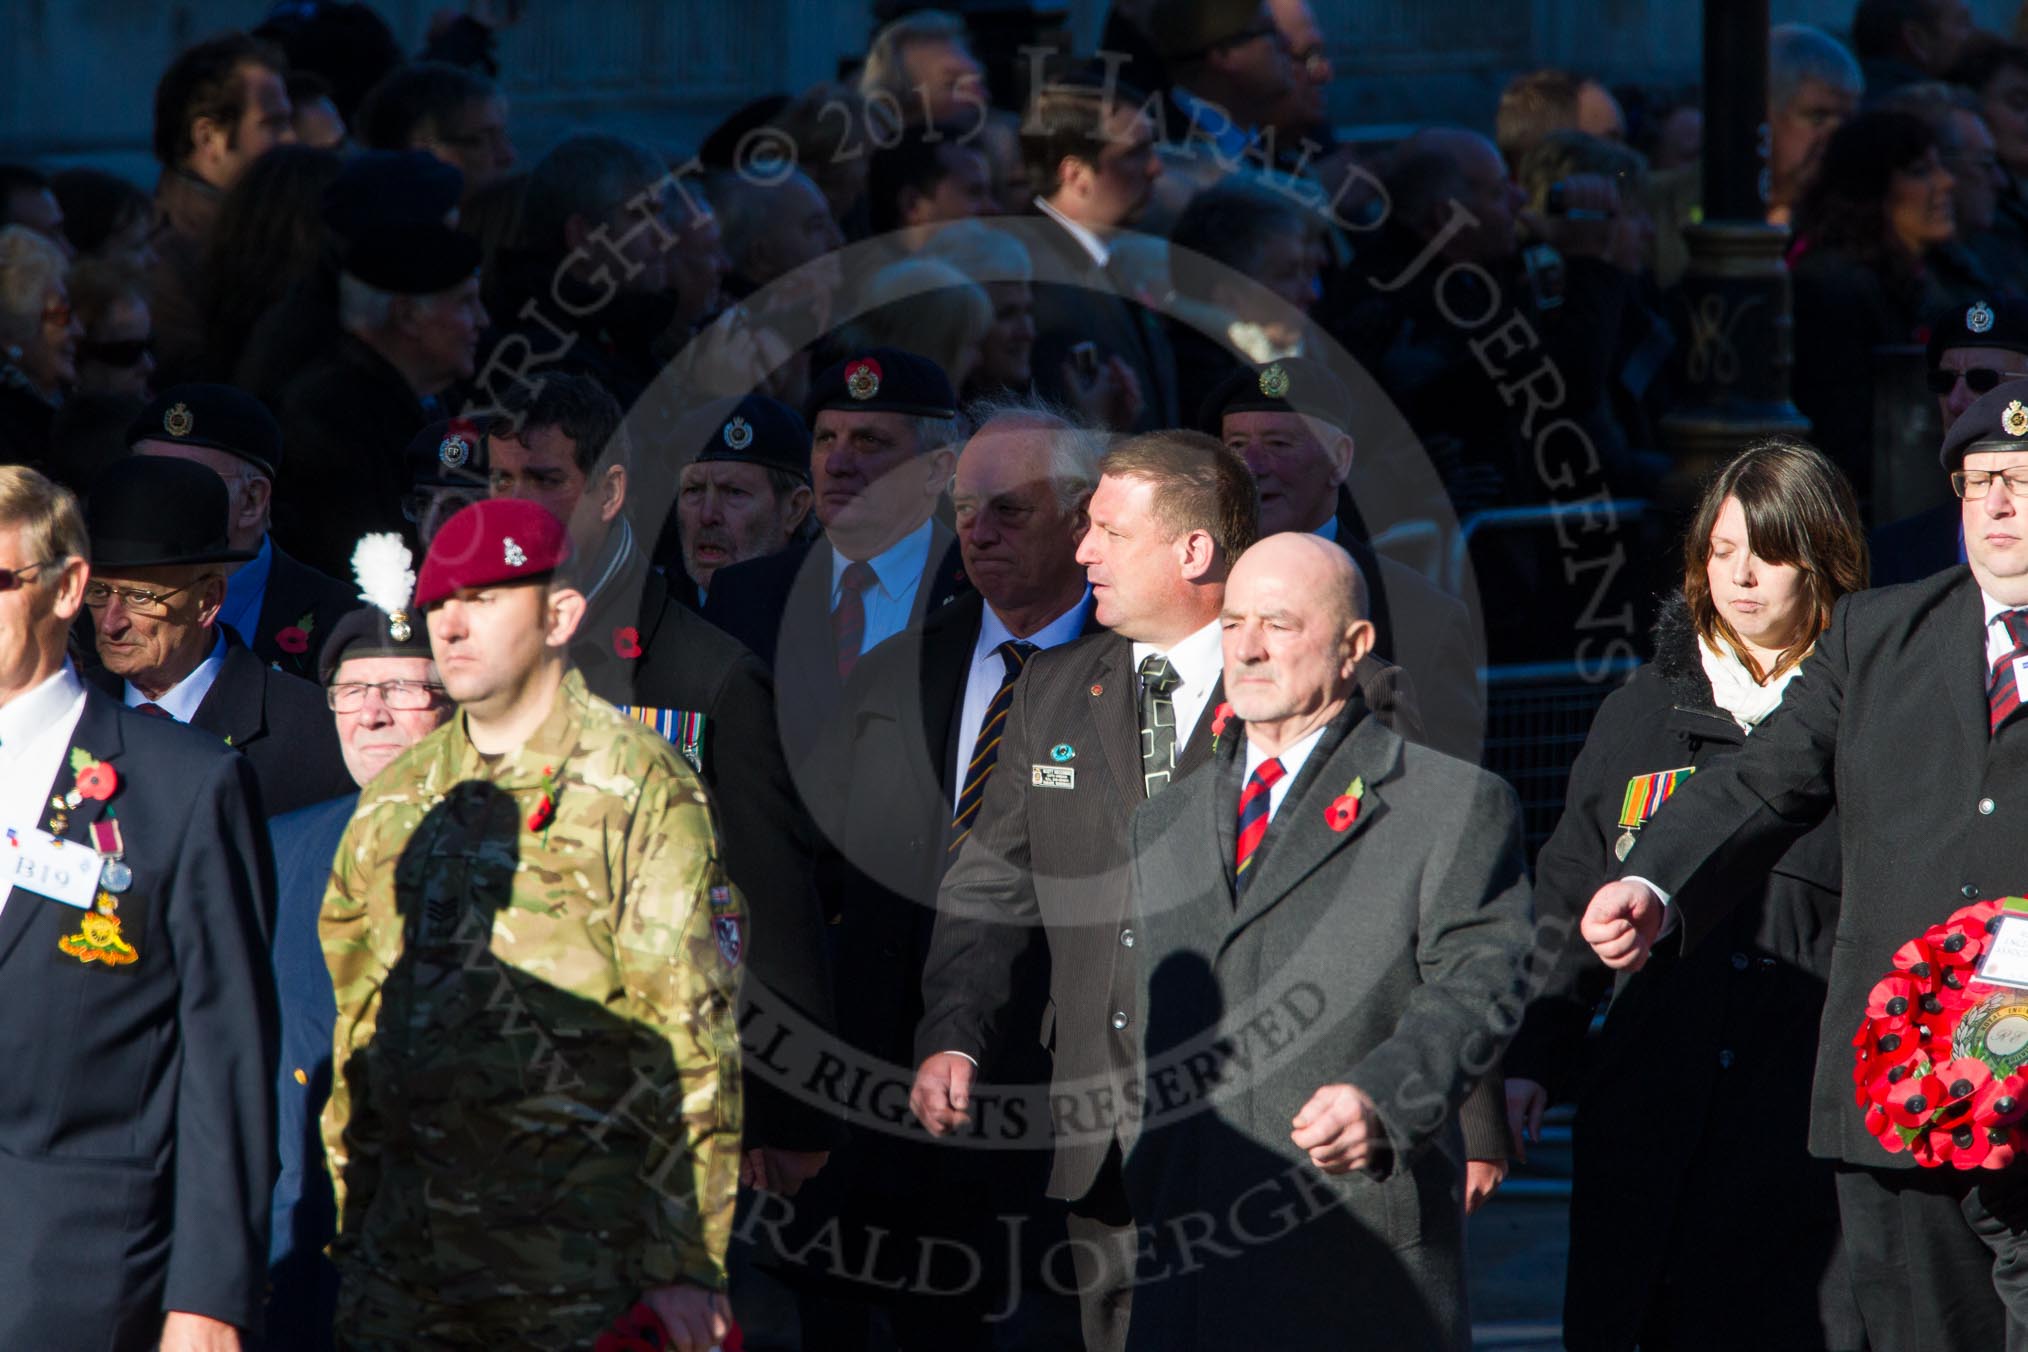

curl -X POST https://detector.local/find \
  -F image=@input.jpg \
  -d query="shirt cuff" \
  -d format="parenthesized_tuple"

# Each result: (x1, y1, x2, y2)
(1625, 876, 1679, 937)
(941, 1050, 978, 1067)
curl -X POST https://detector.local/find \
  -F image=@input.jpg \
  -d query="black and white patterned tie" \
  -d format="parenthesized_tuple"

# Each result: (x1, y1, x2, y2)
(1137, 653, 1183, 798)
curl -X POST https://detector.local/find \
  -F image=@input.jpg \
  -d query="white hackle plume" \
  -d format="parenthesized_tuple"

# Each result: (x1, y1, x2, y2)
(351, 533, 416, 616)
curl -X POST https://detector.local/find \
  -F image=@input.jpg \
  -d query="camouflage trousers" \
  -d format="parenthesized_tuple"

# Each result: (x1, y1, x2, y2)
(334, 1264, 635, 1350)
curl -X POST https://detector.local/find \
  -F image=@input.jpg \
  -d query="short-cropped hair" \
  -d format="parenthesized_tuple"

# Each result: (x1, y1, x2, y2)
(1100, 429, 1258, 561)
(0, 464, 89, 572)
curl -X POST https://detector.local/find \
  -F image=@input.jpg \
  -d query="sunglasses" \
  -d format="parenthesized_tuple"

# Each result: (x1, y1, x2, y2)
(1929, 367, 2012, 396)
(0, 560, 55, 591)
(77, 337, 154, 368)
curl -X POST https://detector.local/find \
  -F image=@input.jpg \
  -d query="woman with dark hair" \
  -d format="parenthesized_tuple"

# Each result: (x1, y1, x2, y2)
(201, 143, 343, 381)
(48, 168, 155, 271)
(1790, 109, 1956, 510)
(1505, 439, 1869, 1352)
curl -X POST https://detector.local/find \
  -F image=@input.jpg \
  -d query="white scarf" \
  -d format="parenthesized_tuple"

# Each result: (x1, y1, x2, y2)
(1699, 633, 1807, 733)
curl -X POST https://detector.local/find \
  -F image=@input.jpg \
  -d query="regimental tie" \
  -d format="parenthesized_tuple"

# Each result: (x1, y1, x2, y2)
(1992, 608, 2028, 734)
(949, 640, 1037, 853)
(134, 702, 173, 720)
(1234, 757, 1286, 896)
(832, 560, 878, 679)
(1137, 653, 1182, 797)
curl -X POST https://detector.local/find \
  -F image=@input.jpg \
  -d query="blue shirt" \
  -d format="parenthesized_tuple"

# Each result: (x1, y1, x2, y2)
(219, 535, 273, 649)
(830, 518, 936, 658)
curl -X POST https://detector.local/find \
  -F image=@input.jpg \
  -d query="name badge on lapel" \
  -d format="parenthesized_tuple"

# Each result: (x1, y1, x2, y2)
(1032, 766, 1075, 790)
(4, 825, 104, 909)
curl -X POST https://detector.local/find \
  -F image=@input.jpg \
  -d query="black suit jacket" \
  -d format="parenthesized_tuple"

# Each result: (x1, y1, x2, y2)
(701, 528, 971, 766)
(1332, 491, 1486, 763)
(916, 629, 1224, 1200)
(1121, 700, 1533, 1350)
(1622, 568, 2028, 1167)
(0, 684, 278, 1349)
(574, 548, 841, 1152)
(1026, 212, 1180, 432)
(250, 540, 361, 681)
(86, 631, 352, 818)
(272, 334, 427, 579)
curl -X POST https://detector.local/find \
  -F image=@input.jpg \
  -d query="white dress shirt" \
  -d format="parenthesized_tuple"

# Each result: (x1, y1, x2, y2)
(1034, 195, 1111, 269)
(1132, 618, 1225, 747)
(952, 589, 1093, 807)
(832, 519, 936, 659)
(0, 662, 88, 924)
(1242, 722, 1330, 825)
(123, 629, 227, 722)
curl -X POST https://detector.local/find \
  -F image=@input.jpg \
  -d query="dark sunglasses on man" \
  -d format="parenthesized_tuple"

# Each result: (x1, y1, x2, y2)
(1929, 366, 2012, 397)
(77, 337, 154, 369)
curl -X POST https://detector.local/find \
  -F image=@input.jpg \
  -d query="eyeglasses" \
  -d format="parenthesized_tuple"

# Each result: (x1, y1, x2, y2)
(1951, 468, 2028, 500)
(327, 680, 447, 713)
(77, 337, 154, 368)
(82, 576, 215, 616)
(0, 560, 54, 591)
(1930, 367, 2011, 396)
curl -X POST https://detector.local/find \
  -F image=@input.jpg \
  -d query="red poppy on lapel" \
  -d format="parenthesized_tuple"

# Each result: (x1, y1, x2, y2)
(613, 626, 642, 660)
(1324, 775, 1365, 832)
(276, 626, 310, 654)
(75, 760, 119, 801)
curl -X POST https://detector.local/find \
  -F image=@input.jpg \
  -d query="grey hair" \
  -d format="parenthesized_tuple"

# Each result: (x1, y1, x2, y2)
(336, 271, 397, 333)
(0, 225, 66, 350)
(964, 390, 1106, 514)
(911, 412, 967, 458)
(861, 9, 970, 106)
(518, 132, 668, 253)
(1770, 24, 1864, 113)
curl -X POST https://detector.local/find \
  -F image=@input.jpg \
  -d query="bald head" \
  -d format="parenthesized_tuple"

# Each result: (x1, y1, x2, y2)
(1221, 533, 1374, 751)
(1387, 128, 1522, 263)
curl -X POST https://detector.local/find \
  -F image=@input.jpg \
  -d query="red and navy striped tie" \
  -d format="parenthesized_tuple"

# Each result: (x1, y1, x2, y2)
(1992, 609, 2028, 734)
(949, 640, 1037, 852)
(1234, 757, 1286, 895)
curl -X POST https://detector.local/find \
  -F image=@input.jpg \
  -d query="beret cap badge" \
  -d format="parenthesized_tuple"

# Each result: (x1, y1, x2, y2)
(846, 357, 884, 401)
(163, 402, 193, 437)
(723, 416, 753, 451)
(1970, 302, 1996, 335)
(438, 434, 472, 468)
(503, 537, 527, 567)
(2006, 400, 2028, 438)
(1258, 363, 1291, 399)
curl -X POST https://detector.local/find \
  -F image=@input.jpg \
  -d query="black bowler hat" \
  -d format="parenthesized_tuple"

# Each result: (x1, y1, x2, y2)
(1199, 357, 1356, 437)
(127, 383, 285, 479)
(404, 415, 491, 490)
(341, 223, 481, 295)
(1940, 377, 2028, 471)
(695, 393, 810, 480)
(321, 150, 464, 242)
(1927, 297, 2028, 370)
(807, 346, 958, 421)
(86, 457, 259, 569)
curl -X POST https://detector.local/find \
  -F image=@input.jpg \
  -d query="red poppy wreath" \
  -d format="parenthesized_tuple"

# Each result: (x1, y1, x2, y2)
(1852, 898, 2028, 1168)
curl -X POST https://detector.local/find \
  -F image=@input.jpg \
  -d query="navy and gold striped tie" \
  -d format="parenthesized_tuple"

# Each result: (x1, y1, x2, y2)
(950, 640, 1037, 852)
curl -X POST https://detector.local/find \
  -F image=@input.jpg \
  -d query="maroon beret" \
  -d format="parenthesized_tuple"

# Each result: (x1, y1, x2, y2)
(414, 499, 573, 609)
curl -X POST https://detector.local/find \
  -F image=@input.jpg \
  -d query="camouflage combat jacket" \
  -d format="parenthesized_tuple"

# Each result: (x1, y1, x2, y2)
(321, 667, 743, 1310)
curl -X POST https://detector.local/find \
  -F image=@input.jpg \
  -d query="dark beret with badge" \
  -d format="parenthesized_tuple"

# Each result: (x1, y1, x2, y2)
(413, 498, 574, 609)
(318, 533, 434, 683)
(126, 383, 285, 480)
(86, 456, 259, 569)
(405, 415, 491, 490)
(696, 393, 810, 481)
(1199, 357, 1357, 437)
(807, 346, 959, 421)
(1940, 376, 2028, 471)
(341, 222, 482, 296)
(1927, 297, 2028, 369)
(320, 149, 464, 243)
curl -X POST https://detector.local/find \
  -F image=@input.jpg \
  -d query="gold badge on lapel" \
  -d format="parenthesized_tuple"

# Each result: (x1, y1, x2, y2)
(58, 892, 137, 967)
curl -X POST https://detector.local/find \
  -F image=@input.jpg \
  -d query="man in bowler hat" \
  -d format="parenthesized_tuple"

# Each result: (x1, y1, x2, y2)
(80, 456, 350, 815)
